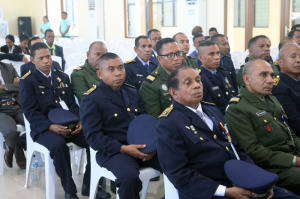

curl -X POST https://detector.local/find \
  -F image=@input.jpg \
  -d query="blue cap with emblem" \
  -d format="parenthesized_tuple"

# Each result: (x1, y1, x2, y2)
(48, 108, 79, 132)
(224, 160, 278, 197)
(127, 114, 157, 154)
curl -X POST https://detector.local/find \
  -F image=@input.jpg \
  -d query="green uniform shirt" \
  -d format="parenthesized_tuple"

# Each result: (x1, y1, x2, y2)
(182, 56, 198, 69)
(71, 59, 101, 103)
(236, 57, 279, 88)
(225, 86, 300, 172)
(139, 65, 173, 118)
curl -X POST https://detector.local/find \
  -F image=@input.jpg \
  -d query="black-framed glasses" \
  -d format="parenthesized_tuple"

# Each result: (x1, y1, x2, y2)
(159, 51, 184, 60)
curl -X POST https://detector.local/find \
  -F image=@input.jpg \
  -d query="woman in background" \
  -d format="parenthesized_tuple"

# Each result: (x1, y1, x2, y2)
(13, 32, 29, 54)
(40, 16, 51, 39)
(0, 35, 18, 53)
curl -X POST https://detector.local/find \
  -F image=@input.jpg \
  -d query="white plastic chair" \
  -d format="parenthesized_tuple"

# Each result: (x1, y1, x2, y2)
(63, 47, 81, 59)
(51, 55, 62, 68)
(66, 53, 86, 70)
(65, 66, 78, 77)
(231, 51, 248, 69)
(163, 174, 179, 199)
(111, 49, 131, 62)
(271, 47, 279, 61)
(89, 147, 162, 199)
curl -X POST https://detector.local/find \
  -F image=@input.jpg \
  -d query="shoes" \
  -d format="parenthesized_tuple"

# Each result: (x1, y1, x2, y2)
(4, 143, 13, 168)
(65, 193, 79, 199)
(16, 157, 26, 169)
(150, 176, 160, 181)
(81, 184, 111, 199)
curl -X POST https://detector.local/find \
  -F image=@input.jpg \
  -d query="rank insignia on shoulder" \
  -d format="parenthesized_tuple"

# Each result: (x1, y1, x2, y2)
(219, 66, 227, 70)
(201, 101, 215, 106)
(225, 54, 231, 58)
(273, 77, 280, 86)
(20, 70, 31, 79)
(196, 69, 201, 74)
(158, 107, 173, 118)
(74, 67, 82, 71)
(57, 69, 68, 75)
(83, 86, 96, 95)
(124, 83, 135, 88)
(229, 96, 241, 104)
(124, 60, 136, 64)
(145, 75, 156, 83)
(274, 60, 278, 65)
(149, 60, 158, 65)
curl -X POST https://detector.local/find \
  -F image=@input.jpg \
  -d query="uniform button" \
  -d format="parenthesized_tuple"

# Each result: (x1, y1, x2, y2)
(232, 90, 235, 93)
(42, 91, 44, 94)
(226, 92, 228, 95)
(214, 135, 217, 139)
(218, 94, 221, 97)
(213, 117, 215, 119)
(264, 119, 267, 123)
(274, 117, 276, 120)
(114, 113, 118, 117)
(135, 109, 138, 112)
(127, 108, 130, 111)
(139, 81, 141, 83)
(55, 100, 58, 103)
(230, 72, 232, 74)
(226, 85, 228, 88)
(194, 131, 197, 134)
(169, 98, 171, 101)
(62, 91, 65, 94)
(200, 137, 203, 140)
(226, 146, 229, 151)
(287, 140, 289, 143)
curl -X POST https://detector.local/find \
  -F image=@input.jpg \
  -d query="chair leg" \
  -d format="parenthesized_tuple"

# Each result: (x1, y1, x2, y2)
(140, 180, 150, 199)
(24, 149, 34, 189)
(35, 152, 44, 166)
(76, 149, 83, 175)
(0, 136, 3, 176)
(116, 187, 120, 199)
(89, 170, 100, 199)
(45, 153, 55, 199)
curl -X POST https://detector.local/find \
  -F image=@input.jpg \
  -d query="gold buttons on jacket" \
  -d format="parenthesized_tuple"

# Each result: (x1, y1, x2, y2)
(214, 135, 217, 139)
(139, 81, 141, 83)
(127, 108, 130, 111)
(55, 100, 58, 103)
(226, 146, 229, 151)
(169, 98, 171, 101)
(62, 91, 65, 94)
(264, 120, 267, 123)
(274, 117, 276, 120)
(218, 94, 221, 97)
(42, 91, 44, 94)
(114, 113, 118, 117)
(232, 90, 235, 93)
(194, 131, 197, 135)
(200, 137, 203, 140)
(226, 92, 229, 95)
(135, 109, 138, 112)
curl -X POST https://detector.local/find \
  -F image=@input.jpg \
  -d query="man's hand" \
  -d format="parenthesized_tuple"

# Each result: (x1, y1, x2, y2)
(22, 56, 28, 63)
(295, 157, 300, 167)
(71, 121, 82, 135)
(49, 124, 71, 137)
(13, 77, 20, 83)
(120, 145, 149, 160)
(266, 188, 274, 199)
(142, 151, 156, 162)
(0, 85, 5, 90)
(225, 187, 254, 199)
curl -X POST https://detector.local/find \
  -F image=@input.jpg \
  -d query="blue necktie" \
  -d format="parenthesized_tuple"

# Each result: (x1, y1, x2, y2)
(214, 72, 221, 84)
(220, 56, 224, 66)
(144, 64, 150, 75)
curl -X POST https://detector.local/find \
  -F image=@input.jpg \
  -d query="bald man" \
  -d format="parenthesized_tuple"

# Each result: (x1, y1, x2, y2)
(273, 38, 297, 71)
(272, 43, 300, 137)
(226, 59, 300, 195)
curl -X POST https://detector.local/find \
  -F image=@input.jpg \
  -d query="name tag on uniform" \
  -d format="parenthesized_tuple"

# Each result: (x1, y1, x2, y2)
(136, 74, 143, 77)
(39, 86, 45, 89)
(256, 110, 267, 117)
(212, 86, 219, 91)
(59, 99, 69, 110)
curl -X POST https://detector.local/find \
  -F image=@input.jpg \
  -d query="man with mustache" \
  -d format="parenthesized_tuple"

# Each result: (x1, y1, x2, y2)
(148, 29, 161, 65)
(272, 43, 300, 137)
(273, 37, 296, 72)
(80, 53, 161, 199)
(139, 38, 183, 118)
(225, 59, 300, 195)
(237, 35, 279, 88)
(288, 29, 300, 47)
(198, 41, 237, 115)
(124, 36, 158, 90)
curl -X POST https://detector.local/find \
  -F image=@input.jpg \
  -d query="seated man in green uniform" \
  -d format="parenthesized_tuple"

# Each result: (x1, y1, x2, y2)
(139, 38, 183, 118)
(225, 59, 300, 196)
(71, 41, 107, 103)
(173, 32, 198, 69)
(237, 35, 279, 88)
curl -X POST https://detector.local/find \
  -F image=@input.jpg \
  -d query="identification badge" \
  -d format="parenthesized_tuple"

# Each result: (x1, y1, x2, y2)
(136, 74, 143, 77)
(212, 86, 219, 91)
(39, 86, 45, 89)
(256, 110, 267, 117)
(59, 99, 69, 110)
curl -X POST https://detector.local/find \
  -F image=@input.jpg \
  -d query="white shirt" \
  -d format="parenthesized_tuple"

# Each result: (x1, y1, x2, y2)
(185, 103, 226, 197)
(153, 49, 158, 57)
(8, 45, 15, 53)
(37, 69, 52, 85)
(136, 56, 150, 67)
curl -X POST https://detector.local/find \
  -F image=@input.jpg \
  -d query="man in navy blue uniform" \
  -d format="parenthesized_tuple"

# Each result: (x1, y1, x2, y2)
(19, 43, 92, 199)
(211, 34, 237, 90)
(80, 53, 162, 199)
(273, 43, 300, 137)
(198, 41, 237, 115)
(156, 66, 299, 199)
(189, 33, 205, 61)
(147, 29, 161, 65)
(20, 37, 61, 76)
(124, 36, 158, 90)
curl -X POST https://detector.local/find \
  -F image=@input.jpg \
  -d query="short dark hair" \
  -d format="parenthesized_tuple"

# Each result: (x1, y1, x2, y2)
(89, 41, 106, 52)
(45, 29, 54, 37)
(167, 66, 193, 90)
(5, 34, 15, 43)
(135, 36, 149, 47)
(192, 26, 203, 36)
(288, 29, 300, 38)
(211, 34, 226, 44)
(156, 38, 176, 55)
(209, 27, 218, 33)
(278, 37, 293, 50)
(193, 34, 204, 42)
(248, 35, 267, 48)
(97, 52, 121, 69)
(172, 32, 185, 40)
(198, 40, 216, 48)
(31, 42, 49, 57)
(147, 29, 160, 37)
(291, 24, 300, 30)
(44, 16, 49, 22)
(28, 36, 41, 51)
(19, 32, 29, 42)
(62, 11, 67, 15)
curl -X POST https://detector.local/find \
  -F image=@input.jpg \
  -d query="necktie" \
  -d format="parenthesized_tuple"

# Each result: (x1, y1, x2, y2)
(116, 89, 124, 102)
(220, 56, 224, 66)
(214, 72, 221, 84)
(196, 110, 213, 131)
(47, 76, 51, 83)
(144, 64, 150, 75)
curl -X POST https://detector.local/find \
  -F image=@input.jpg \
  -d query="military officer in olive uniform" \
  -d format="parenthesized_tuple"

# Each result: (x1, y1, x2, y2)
(173, 32, 198, 69)
(225, 59, 300, 196)
(139, 38, 183, 118)
(71, 41, 107, 103)
(198, 41, 237, 115)
(124, 36, 158, 90)
(237, 35, 279, 88)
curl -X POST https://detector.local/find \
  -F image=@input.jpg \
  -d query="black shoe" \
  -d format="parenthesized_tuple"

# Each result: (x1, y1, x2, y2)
(150, 176, 160, 181)
(81, 184, 111, 199)
(65, 193, 79, 199)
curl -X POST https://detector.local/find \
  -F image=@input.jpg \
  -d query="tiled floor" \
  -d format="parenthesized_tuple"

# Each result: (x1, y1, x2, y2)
(0, 151, 164, 199)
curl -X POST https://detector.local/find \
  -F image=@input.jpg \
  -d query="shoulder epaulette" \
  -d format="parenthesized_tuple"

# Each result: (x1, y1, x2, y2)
(241, 62, 246, 66)
(225, 54, 231, 58)
(83, 86, 96, 95)
(20, 70, 31, 79)
(228, 96, 241, 104)
(124, 60, 136, 64)
(73, 67, 82, 71)
(274, 60, 279, 65)
(273, 77, 280, 86)
(124, 83, 135, 88)
(144, 74, 156, 83)
(219, 66, 227, 70)
(201, 101, 215, 106)
(158, 107, 173, 118)
(149, 60, 158, 65)
(56, 69, 68, 75)
(196, 69, 201, 74)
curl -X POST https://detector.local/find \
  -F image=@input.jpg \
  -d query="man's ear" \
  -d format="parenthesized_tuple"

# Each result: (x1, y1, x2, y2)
(243, 74, 250, 85)
(198, 54, 203, 62)
(30, 56, 34, 64)
(86, 51, 90, 59)
(278, 58, 284, 70)
(248, 48, 253, 57)
(169, 87, 178, 99)
(134, 46, 138, 54)
(96, 70, 102, 79)
(157, 55, 162, 64)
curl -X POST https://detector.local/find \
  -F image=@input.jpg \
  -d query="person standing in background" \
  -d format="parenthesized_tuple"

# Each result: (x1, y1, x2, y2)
(60, 12, 71, 38)
(40, 16, 51, 39)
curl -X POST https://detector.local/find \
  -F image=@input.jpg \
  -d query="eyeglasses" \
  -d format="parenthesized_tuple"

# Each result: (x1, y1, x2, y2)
(159, 51, 184, 60)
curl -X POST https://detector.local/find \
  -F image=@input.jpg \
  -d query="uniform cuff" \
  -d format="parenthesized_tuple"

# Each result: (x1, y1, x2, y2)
(292, 156, 296, 166)
(214, 185, 226, 196)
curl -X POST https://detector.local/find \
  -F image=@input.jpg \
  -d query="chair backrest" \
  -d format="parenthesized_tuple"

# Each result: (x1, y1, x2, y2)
(52, 55, 62, 68)
(65, 66, 77, 77)
(66, 53, 86, 70)
(23, 114, 34, 148)
(231, 51, 248, 69)
(111, 49, 131, 62)
(63, 47, 81, 58)
(271, 47, 279, 61)
(163, 174, 179, 199)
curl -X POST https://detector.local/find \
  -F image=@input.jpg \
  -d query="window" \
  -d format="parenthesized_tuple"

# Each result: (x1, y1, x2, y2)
(292, 0, 300, 26)
(234, 0, 245, 27)
(153, 0, 177, 27)
(254, 0, 269, 27)
(64, 0, 79, 36)
(126, 0, 136, 37)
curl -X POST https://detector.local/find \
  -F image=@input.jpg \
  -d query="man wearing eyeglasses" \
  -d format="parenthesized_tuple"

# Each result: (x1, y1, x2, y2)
(173, 32, 198, 70)
(139, 38, 183, 118)
(147, 29, 161, 65)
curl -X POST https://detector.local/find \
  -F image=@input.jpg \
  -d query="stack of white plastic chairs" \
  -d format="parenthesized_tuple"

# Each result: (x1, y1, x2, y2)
(14, 36, 20, 45)
(105, 39, 135, 62)
(231, 51, 248, 69)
